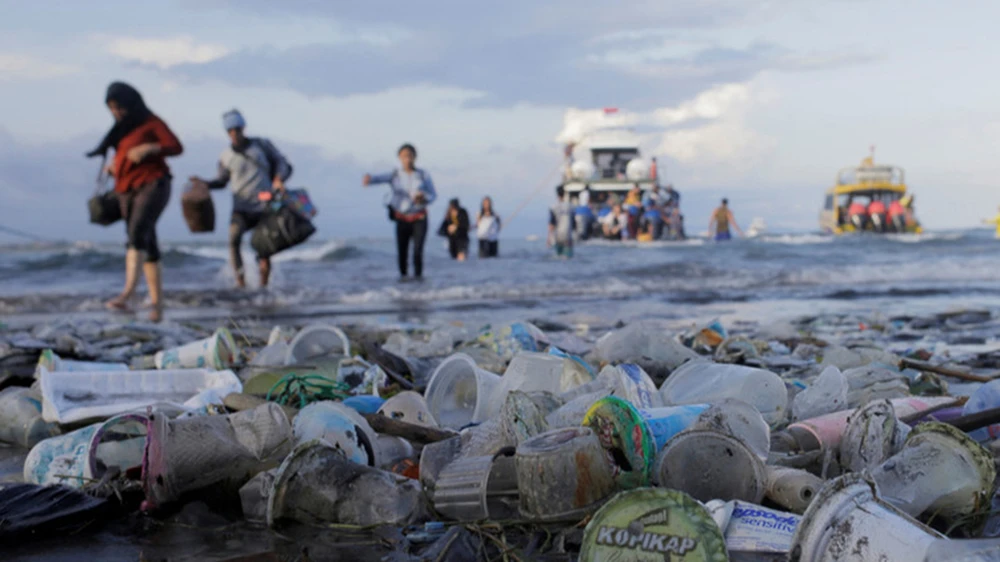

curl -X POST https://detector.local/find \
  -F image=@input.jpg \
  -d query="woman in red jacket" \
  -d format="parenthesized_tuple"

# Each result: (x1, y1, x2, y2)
(87, 82, 183, 322)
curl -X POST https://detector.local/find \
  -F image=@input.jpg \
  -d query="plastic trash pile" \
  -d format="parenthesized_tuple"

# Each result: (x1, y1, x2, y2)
(2, 310, 1000, 560)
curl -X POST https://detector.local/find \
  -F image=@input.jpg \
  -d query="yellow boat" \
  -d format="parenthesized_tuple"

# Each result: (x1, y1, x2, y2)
(819, 151, 922, 234)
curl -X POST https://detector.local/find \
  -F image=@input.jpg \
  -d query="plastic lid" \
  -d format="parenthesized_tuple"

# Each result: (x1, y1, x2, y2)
(579, 488, 728, 562)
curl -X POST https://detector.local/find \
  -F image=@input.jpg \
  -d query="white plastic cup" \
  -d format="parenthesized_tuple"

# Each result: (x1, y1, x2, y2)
(789, 474, 943, 562)
(868, 422, 995, 521)
(293, 401, 379, 467)
(0, 387, 60, 448)
(155, 328, 239, 370)
(659, 359, 788, 426)
(485, 352, 593, 420)
(285, 324, 351, 365)
(424, 353, 502, 430)
(563, 363, 662, 409)
(24, 414, 148, 487)
(377, 391, 439, 428)
(690, 398, 771, 461)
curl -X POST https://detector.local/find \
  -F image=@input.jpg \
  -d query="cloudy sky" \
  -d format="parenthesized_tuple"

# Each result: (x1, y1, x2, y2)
(1, 0, 997, 243)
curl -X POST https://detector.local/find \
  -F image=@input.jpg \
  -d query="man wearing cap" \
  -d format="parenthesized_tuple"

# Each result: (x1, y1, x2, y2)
(191, 109, 293, 288)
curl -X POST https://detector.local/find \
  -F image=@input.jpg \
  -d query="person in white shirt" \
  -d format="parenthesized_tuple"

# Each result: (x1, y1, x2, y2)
(475, 196, 501, 258)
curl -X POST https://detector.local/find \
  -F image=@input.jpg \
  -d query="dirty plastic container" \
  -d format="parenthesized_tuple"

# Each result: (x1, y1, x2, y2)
(641, 404, 711, 451)
(432, 453, 519, 521)
(293, 401, 378, 466)
(962, 379, 1000, 442)
(285, 324, 350, 365)
(765, 466, 824, 514)
(40, 368, 242, 424)
(424, 353, 502, 430)
(24, 413, 148, 487)
(267, 440, 425, 528)
(35, 349, 127, 378)
(659, 360, 788, 426)
(691, 398, 770, 461)
(419, 436, 463, 493)
(581, 396, 657, 489)
(515, 427, 615, 521)
(454, 390, 552, 458)
(791, 365, 848, 421)
(377, 391, 439, 428)
(839, 399, 909, 473)
(142, 403, 293, 510)
(239, 468, 276, 523)
(789, 474, 944, 562)
(0, 387, 60, 448)
(868, 422, 996, 521)
(655, 429, 767, 503)
(154, 328, 239, 370)
(923, 538, 1000, 561)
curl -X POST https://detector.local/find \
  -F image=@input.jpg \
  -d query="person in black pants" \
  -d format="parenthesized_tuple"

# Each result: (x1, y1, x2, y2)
(363, 143, 437, 280)
(439, 198, 470, 260)
(475, 196, 501, 258)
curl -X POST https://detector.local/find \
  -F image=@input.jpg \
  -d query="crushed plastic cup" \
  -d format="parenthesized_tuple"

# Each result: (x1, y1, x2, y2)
(706, 499, 801, 558)
(548, 346, 597, 379)
(868, 422, 996, 521)
(578, 488, 728, 562)
(455, 390, 553, 458)
(34, 349, 127, 378)
(284, 324, 350, 365)
(581, 396, 656, 489)
(792, 365, 848, 421)
(789, 473, 944, 562)
(690, 398, 771, 461)
(783, 396, 958, 455)
(819, 345, 900, 370)
(267, 440, 425, 528)
(432, 452, 519, 521)
(419, 435, 463, 493)
(516, 427, 615, 521)
(24, 413, 148, 487)
(592, 322, 699, 381)
(239, 468, 276, 523)
(154, 328, 239, 370)
(765, 466, 825, 514)
(654, 429, 767, 503)
(377, 391, 439, 428)
(39, 368, 242, 424)
(376, 435, 415, 470)
(659, 359, 788, 426)
(477, 322, 543, 362)
(562, 364, 662, 409)
(482, 352, 593, 420)
(293, 401, 379, 466)
(424, 353, 502, 430)
(142, 403, 293, 510)
(839, 399, 909, 473)
(0, 387, 60, 448)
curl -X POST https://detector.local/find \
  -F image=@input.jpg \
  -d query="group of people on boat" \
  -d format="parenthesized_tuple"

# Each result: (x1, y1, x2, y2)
(571, 183, 687, 243)
(842, 194, 917, 233)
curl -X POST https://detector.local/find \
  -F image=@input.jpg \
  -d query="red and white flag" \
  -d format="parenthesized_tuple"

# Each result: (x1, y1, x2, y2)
(603, 107, 619, 115)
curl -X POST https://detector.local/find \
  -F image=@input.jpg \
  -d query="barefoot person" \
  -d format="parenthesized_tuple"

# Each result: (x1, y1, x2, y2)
(439, 198, 470, 261)
(708, 198, 743, 241)
(190, 110, 293, 288)
(86, 82, 182, 322)
(476, 196, 501, 258)
(363, 144, 437, 280)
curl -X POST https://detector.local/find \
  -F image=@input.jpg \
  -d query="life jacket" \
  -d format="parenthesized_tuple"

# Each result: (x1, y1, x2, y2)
(868, 200, 887, 215)
(848, 202, 867, 216)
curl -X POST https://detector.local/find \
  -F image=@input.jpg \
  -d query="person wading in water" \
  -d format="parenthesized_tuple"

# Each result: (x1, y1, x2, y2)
(86, 81, 183, 322)
(363, 144, 437, 281)
(709, 198, 743, 241)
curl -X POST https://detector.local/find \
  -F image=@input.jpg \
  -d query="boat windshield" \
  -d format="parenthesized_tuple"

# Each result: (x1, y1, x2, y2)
(592, 149, 639, 180)
(837, 165, 904, 186)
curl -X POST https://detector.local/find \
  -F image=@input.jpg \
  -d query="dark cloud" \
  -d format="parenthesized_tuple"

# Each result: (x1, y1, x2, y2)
(164, 0, 870, 109)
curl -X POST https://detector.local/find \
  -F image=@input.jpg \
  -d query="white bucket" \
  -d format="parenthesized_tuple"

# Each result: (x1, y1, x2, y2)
(654, 429, 767, 504)
(659, 359, 788, 426)
(24, 413, 148, 487)
(39, 368, 242, 424)
(154, 328, 239, 370)
(424, 353, 502, 430)
(377, 391, 439, 428)
(35, 349, 127, 379)
(285, 324, 350, 365)
(868, 422, 996, 521)
(789, 473, 944, 562)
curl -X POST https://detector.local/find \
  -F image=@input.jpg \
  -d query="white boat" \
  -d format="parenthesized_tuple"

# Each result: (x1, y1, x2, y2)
(746, 217, 767, 238)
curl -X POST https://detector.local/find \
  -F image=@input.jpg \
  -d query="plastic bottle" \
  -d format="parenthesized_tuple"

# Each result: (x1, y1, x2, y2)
(792, 366, 848, 421)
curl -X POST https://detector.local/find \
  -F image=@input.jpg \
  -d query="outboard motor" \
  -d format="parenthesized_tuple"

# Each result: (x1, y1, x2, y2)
(890, 213, 906, 233)
(850, 212, 868, 231)
(870, 212, 887, 233)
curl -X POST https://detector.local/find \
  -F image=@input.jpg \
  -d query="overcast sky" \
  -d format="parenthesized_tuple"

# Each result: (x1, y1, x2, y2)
(1, 0, 997, 243)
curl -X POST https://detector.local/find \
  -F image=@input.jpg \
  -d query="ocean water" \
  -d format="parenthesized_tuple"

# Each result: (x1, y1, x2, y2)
(2, 229, 999, 328)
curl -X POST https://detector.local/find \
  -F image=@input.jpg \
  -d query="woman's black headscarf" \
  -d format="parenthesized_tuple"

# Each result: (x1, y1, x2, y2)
(85, 82, 152, 158)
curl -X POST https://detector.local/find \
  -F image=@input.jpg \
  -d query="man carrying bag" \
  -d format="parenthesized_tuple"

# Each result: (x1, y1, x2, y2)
(190, 109, 304, 288)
